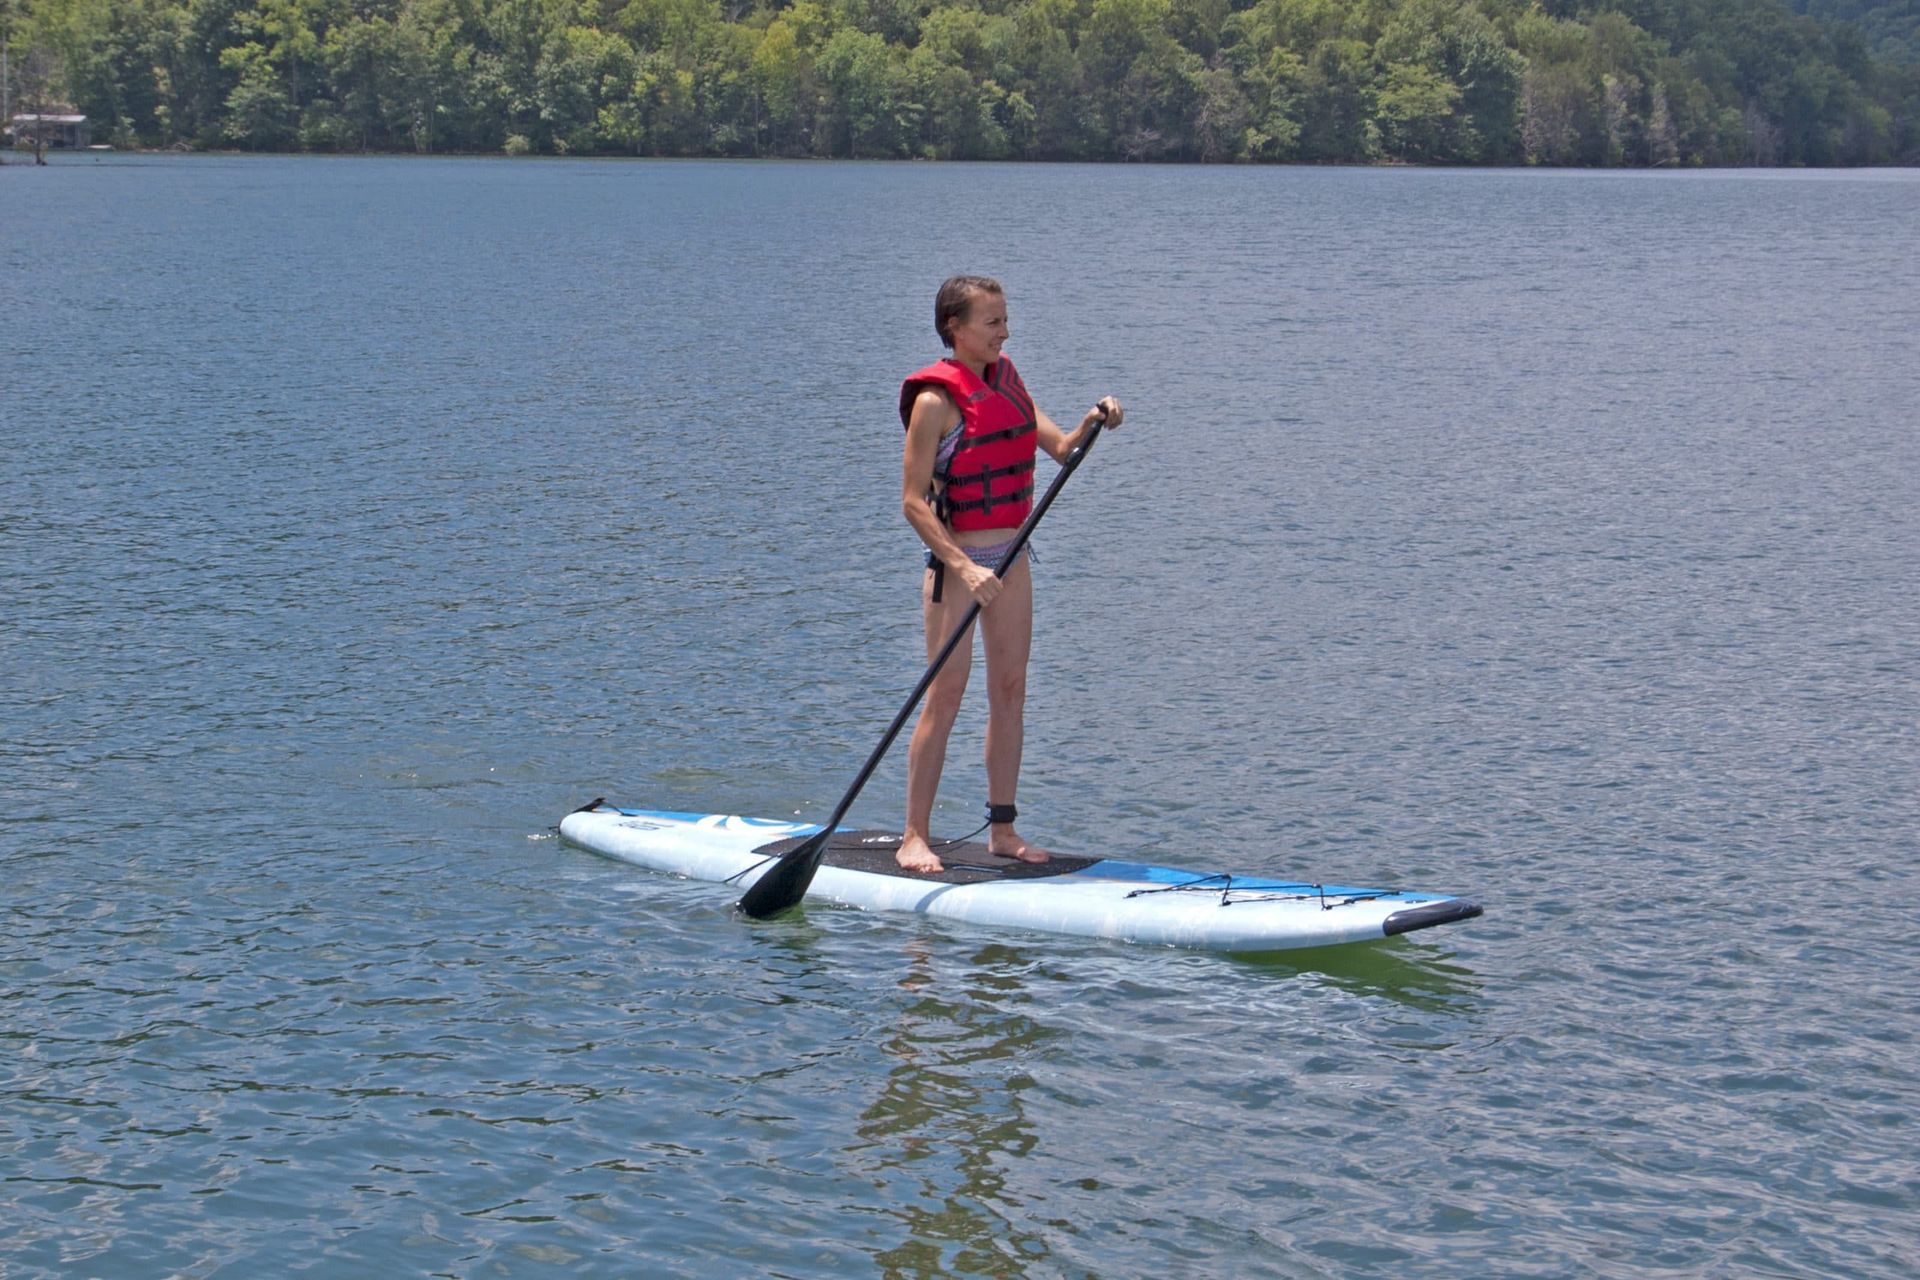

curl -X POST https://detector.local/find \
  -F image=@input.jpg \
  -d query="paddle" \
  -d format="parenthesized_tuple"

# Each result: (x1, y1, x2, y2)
(737, 406, 1110, 919)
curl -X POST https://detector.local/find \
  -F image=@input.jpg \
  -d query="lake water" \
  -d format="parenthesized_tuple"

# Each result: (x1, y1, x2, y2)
(4, 155, 1918, 1278)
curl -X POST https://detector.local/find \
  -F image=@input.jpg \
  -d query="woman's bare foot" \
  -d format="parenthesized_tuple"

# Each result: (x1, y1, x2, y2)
(988, 824, 1049, 864)
(896, 832, 945, 874)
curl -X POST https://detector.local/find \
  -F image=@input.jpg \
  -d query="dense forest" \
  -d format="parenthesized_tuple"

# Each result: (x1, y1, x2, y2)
(1787, 0, 1918, 64)
(9, 0, 1919, 164)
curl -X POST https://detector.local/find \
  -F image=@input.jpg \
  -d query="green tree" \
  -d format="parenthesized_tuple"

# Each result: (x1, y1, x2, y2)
(213, 0, 327, 146)
(1296, 36, 1375, 160)
(33, 0, 140, 145)
(477, 0, 581, 151)
(1115, 37, 1202, 159)
(260, 0, 321, 110)
(1079, 0, 1168, 152)
(220, 36, 293, 145)
(906, 40, 1005, 157)
(533, 23, 636, 152)
(1191, 61, 1253, 159)
(384, 0, 480, 152)
(615, 0, 715, 57)
(1645, 77, 1679, 162)
(321, 12, 396, 149)
(1003, 0, 1087, 157)
(816, 25, 897, 154)
(750, 3, 830, 153)
(1372, 0, 1520, 160)
(10, 33, 63, 161)
(1601, 69, 1638, 164)
(1375, 61, 1460, 160)
(1519, 59, 1589, 164)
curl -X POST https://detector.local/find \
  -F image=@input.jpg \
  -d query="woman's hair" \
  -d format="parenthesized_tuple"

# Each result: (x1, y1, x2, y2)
(934, 275, 1003, 348)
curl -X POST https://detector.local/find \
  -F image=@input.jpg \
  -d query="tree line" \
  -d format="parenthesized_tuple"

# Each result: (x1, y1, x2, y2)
(1786, 0, 1918, 67)
(12, 0, 1920, 165)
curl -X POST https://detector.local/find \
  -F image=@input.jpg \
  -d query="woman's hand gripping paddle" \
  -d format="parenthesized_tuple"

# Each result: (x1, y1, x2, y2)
(737, 408, 1110, 919)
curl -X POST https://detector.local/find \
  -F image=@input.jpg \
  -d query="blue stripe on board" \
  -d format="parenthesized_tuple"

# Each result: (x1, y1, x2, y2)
(1069, 859, 1440, 902)
(611, 807, 828, 831)
(611, 807, 719, 822)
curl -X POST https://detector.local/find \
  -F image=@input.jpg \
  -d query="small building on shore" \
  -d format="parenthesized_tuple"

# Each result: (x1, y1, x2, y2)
(8, 114, 91, 150)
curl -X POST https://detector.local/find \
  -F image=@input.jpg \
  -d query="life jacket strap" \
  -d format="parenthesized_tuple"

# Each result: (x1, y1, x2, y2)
(945, 484, 1035, 517)
(966, 422, 1035, 449)
(944, 463, 1034, 516)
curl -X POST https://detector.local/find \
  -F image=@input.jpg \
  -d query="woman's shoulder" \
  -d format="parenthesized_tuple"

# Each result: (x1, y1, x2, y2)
(910, 382, 960, 414)
(900, 361, 966, 426)
(901, 382, 961, 436)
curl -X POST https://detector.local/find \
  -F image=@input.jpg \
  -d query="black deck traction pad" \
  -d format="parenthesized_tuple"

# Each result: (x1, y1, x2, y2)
(752, 829, 1099, 886)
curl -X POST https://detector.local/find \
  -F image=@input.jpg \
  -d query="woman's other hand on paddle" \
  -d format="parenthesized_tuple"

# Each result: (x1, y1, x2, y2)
(1056, 397, 1121, 454)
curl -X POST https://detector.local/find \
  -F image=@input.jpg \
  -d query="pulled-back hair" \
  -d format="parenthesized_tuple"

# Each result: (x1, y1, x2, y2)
(934, 276, 1003, 348)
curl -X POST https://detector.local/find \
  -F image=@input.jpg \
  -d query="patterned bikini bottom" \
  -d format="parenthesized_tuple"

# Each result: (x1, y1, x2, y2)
(924, 538, 1034, 601)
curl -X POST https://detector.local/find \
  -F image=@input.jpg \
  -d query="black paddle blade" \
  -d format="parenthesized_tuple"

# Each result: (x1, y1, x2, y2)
(736, 828, 831, 918)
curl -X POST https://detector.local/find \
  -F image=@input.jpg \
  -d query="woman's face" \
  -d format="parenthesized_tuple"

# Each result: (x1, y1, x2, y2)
(950, 291, 1009, 364)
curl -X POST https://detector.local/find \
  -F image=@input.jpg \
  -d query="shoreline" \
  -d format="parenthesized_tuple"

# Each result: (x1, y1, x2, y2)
(11, 146, 1920, 172)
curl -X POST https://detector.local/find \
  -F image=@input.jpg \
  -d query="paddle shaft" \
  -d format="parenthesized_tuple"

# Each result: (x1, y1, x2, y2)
(736, 410, 1107, 917)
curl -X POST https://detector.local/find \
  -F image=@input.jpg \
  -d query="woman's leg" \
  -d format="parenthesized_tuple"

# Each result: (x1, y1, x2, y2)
(978, 553, 1048, 863)
(900, 566, 976, 873)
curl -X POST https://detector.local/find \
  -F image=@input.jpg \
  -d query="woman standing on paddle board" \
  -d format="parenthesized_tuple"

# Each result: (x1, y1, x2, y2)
(897, 276, 1123, 874)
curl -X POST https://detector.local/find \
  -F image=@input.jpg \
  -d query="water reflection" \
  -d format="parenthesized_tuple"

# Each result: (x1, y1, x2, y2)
(1227, 938, 1482, 1012)
(855, 940, 1057, 1278)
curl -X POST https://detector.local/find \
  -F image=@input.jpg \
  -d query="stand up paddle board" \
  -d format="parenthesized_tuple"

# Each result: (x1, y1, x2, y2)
(560, 802, 1482, 952)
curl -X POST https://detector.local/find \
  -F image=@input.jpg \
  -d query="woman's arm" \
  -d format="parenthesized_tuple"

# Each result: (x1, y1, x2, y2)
(1035, 395, 1124, 463)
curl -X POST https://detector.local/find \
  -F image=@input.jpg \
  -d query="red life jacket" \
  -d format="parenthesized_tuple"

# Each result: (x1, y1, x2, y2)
(899, 357, 1038, 531)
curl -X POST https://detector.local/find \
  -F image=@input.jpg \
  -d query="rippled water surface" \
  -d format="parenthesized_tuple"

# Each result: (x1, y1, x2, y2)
(5, 156, 1918, 1277)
